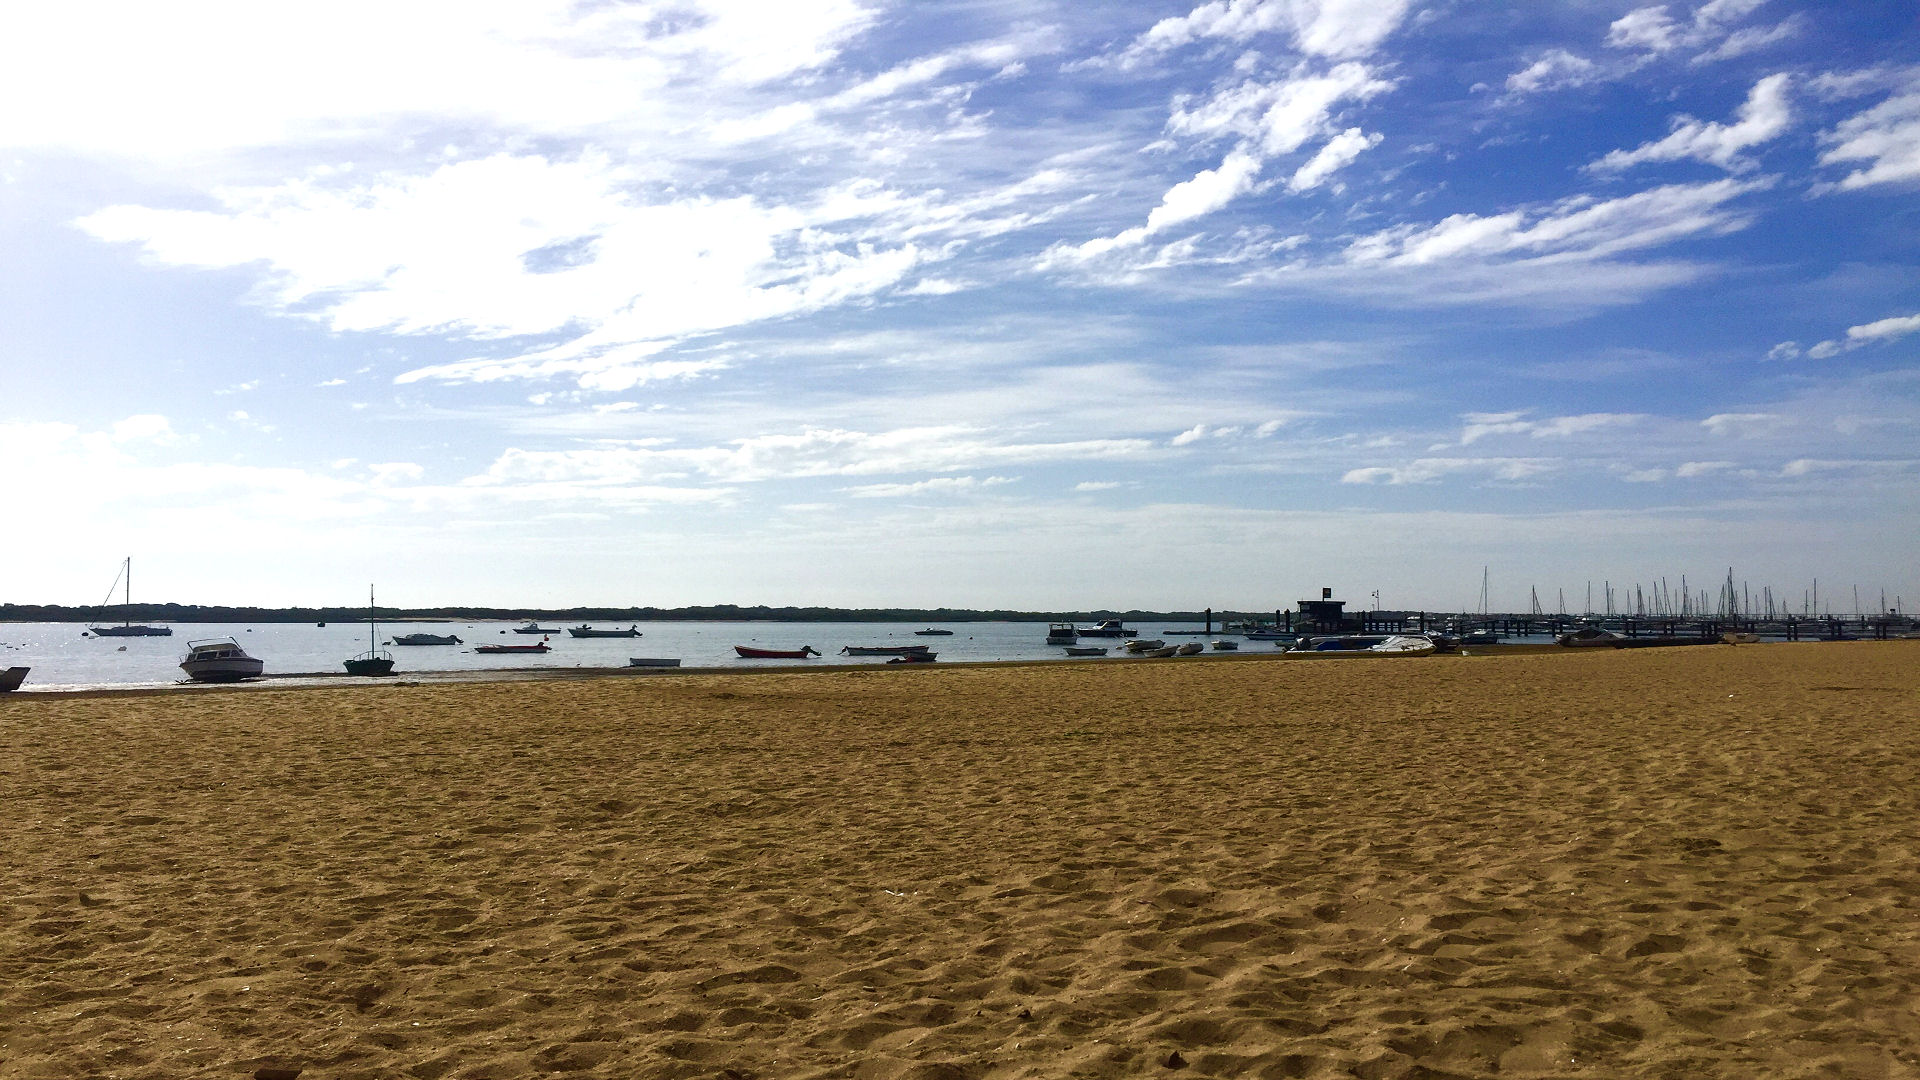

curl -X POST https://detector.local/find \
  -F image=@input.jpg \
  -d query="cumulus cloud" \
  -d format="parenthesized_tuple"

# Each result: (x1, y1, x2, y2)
(1504, 50, 1599, 96)
(1818, 86, 1920, 191)
(1590, 74, 1791, 173)
(1801, 311, 1920, 359)
(1113, 0, 1415, 66)
(1606, 0, 1784, 60)
(1289, 127, 1380, 190)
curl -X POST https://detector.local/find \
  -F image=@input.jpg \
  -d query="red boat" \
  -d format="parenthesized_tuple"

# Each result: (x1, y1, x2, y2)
(734, 645, 821, 659)
(475, 641, 551, 654)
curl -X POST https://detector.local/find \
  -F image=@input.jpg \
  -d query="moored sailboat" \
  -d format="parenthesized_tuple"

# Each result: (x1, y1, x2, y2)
(86, 557, 172, 637)
(344, 585, 395, 677)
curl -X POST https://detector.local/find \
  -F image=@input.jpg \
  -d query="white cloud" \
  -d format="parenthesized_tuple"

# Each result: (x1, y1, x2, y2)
(1590, 74, 1792, 173)
(468, 427, 1157, 487)
(1819, 88, 1920, 191)
(1504, 50, 1598, 96)
(1341, 457, 1556, 484)
(1607, 0, 1779, 59)
(110, 414, 176, 444)
(1074, 481, 1124, 491)
(83, 152, 945, 389)
(1800, 311, 1920, 359)
(1457, 411, 1639, 445)
(0, 0, 878, 159)
(1118, 0, 1414, 65)
(1289, 127, 1380, 190)
(1675, 460, 1735, 477)
(1765, 341, 1800, 361)
(843, 475, 1018, 498)
(1701, 412, 1783, 436)
(1347, 179, 1767, 266)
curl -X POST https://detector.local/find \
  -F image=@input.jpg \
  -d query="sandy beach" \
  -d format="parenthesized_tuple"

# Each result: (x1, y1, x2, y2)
(3, 642, 1918, 1079)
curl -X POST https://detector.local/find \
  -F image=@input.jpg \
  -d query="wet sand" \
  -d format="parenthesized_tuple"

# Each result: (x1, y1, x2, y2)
(3, 642, 1918, 1079)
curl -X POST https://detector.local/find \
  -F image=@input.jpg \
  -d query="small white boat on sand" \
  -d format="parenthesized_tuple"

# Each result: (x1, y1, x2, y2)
(1062, 646, 1109, 657)
(1175, 642, 1204, 655)
(180, 638, 264, 682)
(1210, 639, 1238, 651)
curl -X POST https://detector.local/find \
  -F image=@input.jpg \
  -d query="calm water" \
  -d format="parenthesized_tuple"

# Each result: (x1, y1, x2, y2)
(0, 619, 1266, 691)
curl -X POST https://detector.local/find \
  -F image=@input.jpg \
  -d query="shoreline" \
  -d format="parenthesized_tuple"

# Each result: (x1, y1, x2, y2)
(0, 636, 1886, 699)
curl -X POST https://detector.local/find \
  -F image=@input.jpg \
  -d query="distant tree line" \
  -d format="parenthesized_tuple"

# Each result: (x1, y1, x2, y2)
(1, 602, 1241, 624)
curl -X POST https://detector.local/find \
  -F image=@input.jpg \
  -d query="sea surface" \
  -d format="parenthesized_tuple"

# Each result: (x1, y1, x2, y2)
(0, 619, 1269, 691)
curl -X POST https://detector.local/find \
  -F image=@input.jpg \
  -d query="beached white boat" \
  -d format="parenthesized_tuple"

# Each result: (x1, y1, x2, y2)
(180, 638, 264, 682)
(1136, 646, 1179, 658)
(1557, 627, 1625, 647)
(1123, 638, 1168, 653)
(1210, 639, 1238, 651)
(1175, 642, 1204, 655)
(1370, 635, 1437, 655)
(1062, 646, 1109, 656)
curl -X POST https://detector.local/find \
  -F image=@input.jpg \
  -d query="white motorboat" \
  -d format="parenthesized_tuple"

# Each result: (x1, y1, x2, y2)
(1046, 622, 1079, 645)
(180, 638, 264, 682)
(1370, 635, 1437, 655)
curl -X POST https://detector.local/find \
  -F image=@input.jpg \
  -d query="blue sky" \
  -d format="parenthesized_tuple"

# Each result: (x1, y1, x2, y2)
(3, 0, 1916, 613)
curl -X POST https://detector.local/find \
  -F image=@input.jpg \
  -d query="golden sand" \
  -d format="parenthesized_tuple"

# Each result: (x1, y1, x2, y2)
(3, 643, 1918, 1079)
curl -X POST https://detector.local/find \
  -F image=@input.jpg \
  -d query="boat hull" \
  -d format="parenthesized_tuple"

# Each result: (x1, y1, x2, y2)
(735, 646, 818, 659)
(569, 627, 642, 638)
(89, 625, 172, 637)
(0, 666, 27, 692)
(475, 644, 550, 654)
(841, 645, 932, 656)
(628, 658, 681, 667)
(343, 654, 396, 677)
(391, 634, 462, 646)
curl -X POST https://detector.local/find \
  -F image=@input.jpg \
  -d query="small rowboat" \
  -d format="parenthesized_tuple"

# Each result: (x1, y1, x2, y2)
(841, 644, 932, 656)
(569, 624, 642, 638)
(1062, 646, 1108, 656)
(735, 645, 821, 659)
(475, 642, 550, 654)
(913, 628, 954, 636)
(1135, 646, 1179, 658)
